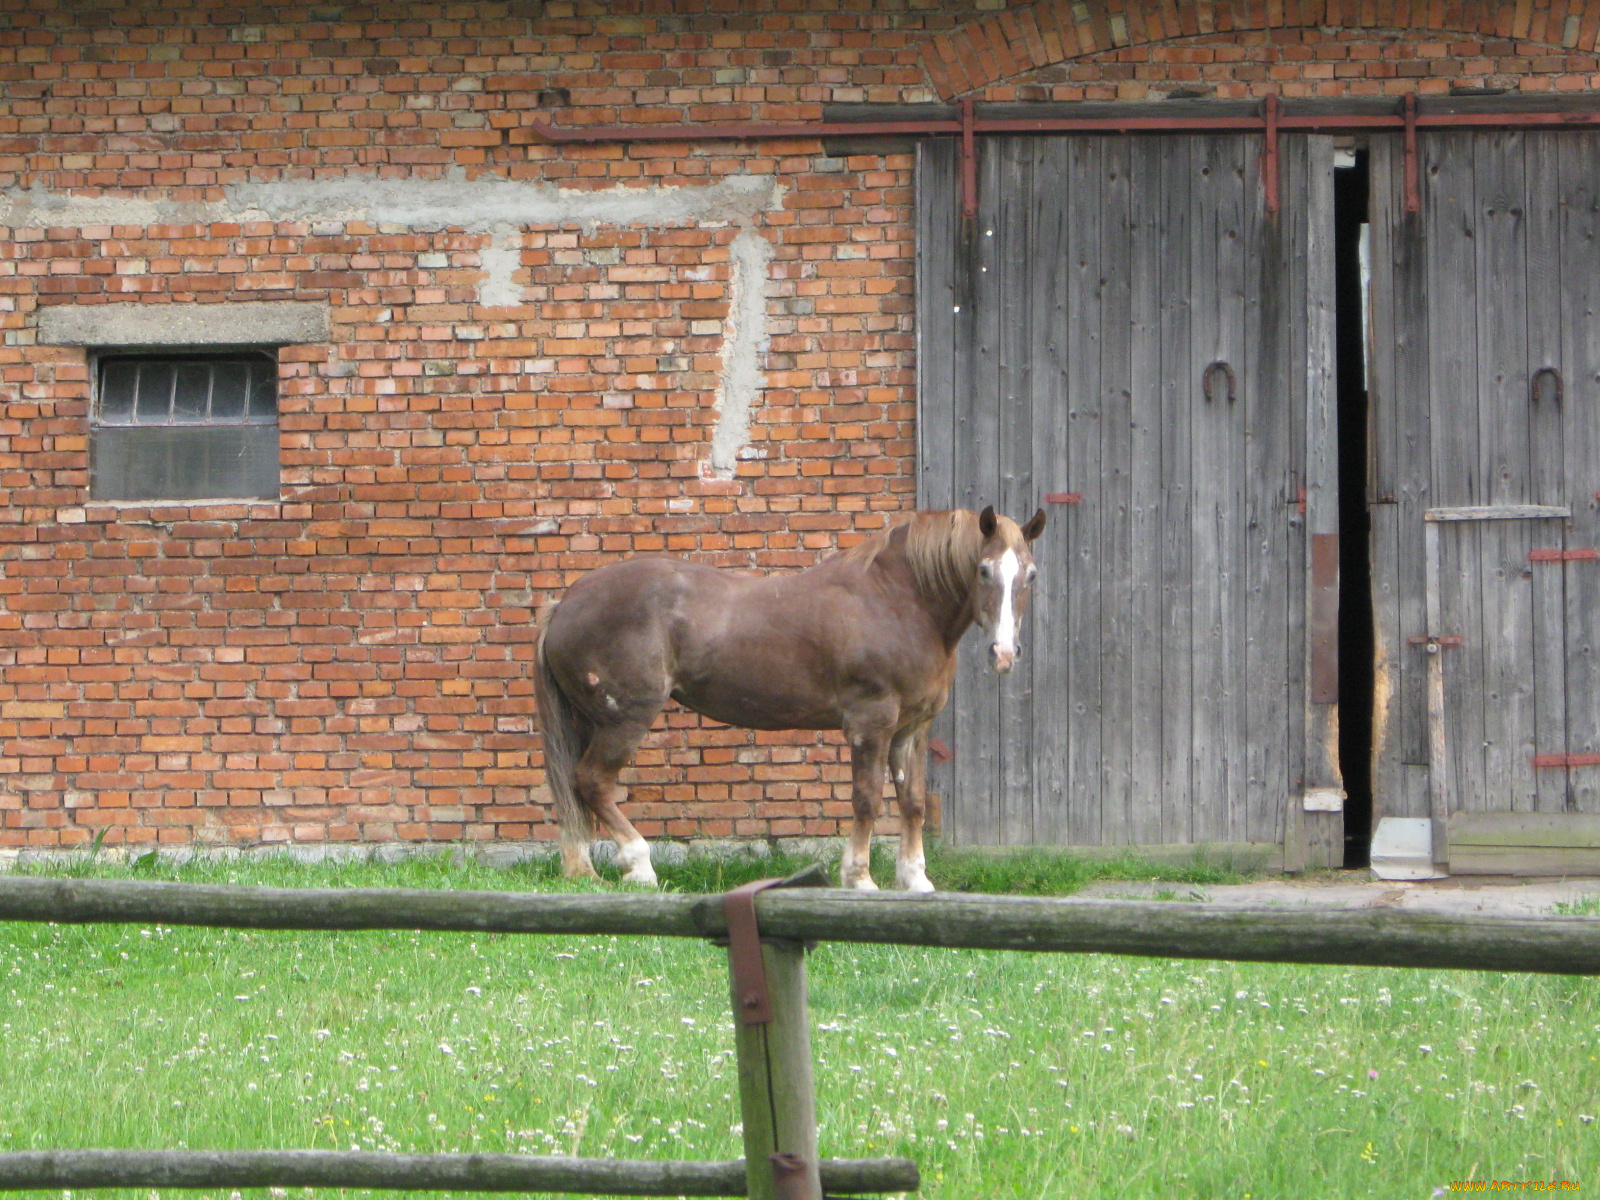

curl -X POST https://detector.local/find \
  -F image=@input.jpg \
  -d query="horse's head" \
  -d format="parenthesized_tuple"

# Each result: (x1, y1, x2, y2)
(972, 505, 1047, 674)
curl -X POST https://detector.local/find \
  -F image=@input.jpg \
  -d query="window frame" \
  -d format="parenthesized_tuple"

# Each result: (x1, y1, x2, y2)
(88, 345, 283, 503)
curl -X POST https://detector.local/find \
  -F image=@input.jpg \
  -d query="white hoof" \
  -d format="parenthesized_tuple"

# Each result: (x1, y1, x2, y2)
(843, 872, 879, 892)
(897, 869, 935, 893)
(615, 839, 657, 887)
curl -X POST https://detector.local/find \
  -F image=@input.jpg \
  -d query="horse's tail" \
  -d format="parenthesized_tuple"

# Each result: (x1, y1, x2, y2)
(535, 607, 595, 868)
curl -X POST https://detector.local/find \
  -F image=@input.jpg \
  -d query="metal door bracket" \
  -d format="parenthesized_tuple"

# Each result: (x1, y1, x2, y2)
(1530, 548, 1598, 562)
(1044, 492, 1082, 505)
(1403, 93, 1421, 214)
(1533, 752, 1600, 769)
(1263, 94, 1280, 218)
(1408, 634, 1463, 652)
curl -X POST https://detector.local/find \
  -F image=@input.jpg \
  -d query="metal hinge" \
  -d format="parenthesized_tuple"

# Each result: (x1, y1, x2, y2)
(1044, 492, 1081, 505)
(1529, 548, 1599, 562)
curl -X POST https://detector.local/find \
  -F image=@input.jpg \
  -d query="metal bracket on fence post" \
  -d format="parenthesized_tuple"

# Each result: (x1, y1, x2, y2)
(720, 864, 829, 1200)
(724, 864, 829, 1025)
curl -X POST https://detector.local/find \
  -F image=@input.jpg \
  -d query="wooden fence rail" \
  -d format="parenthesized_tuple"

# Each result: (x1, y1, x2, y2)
(1, 875, 1598, 975)
(0, 1150, 917, 1196)
(2, 874, 1598, 1198)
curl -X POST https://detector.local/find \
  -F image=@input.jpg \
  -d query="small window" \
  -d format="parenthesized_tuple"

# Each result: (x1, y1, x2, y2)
(91, 351, 280, 501)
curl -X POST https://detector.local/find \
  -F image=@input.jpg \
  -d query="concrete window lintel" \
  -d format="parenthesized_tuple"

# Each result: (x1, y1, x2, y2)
(38, 301, 330, 347)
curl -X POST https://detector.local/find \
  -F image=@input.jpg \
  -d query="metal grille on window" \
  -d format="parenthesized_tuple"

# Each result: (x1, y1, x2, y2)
(91, 352, 280, 501)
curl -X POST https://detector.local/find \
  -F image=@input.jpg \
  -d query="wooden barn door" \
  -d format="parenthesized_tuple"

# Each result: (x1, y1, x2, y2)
(1368, 131, 1600, 872)
(917, 134, 1339, 865)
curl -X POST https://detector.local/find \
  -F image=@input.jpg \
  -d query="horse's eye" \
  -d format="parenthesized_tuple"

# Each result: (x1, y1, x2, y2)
(978, 562, 994, 580)
(1025, 565, 1037, 583)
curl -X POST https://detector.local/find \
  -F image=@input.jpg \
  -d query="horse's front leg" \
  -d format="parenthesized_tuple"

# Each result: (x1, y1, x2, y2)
(888, 722, 935, 893)
(840, 715, 894, 891)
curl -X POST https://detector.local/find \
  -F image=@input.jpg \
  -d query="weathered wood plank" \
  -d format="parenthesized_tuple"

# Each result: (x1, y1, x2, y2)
(1472, 132, 1538, 816)
(1299, 135, 1344, 867)
(1387, 133, 1436, 788)
(1424, 520, 1457, 858)
(914, 137, 962, 838)
(1559, 133, 1600, 815)
(1427, 132, 1488, 821)
(1365, 137, 1411, 826)
(1449, 809, 1600, 846)
(1524, 132, 1570, 815)
(1191, 135, 1250, 845)
(1160, 135, 1197, 846)
(1281, 136, 1311, 856)
(1189, 133, 1227, 845)
(996, 137, 1037, 846)
(1062, 137, 1106, 847)
(1449, 847, 1600, 875)
(1245, 135, 1296, 847)
(1437, 521, 1484, 818)
(1424, 504, 1570, 521)
(1026, 136, 1072, 846)
(950, 138, 1008, 844)
(1124, 136, 1166, 848)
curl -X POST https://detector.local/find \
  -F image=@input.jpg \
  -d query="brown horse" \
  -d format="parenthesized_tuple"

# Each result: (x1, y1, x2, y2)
(534, 506, 1046, 891)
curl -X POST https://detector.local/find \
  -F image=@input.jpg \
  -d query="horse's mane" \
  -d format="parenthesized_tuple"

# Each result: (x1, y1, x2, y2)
(835, 509, 985, 605)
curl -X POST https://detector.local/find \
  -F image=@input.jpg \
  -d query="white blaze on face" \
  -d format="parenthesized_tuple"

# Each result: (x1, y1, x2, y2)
(992, 548, 1020, 657)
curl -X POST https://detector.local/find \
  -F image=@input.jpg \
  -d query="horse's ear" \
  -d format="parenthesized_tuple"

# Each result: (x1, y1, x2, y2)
(1021, 507, 1047, 542)
(978, 505, 997, 537)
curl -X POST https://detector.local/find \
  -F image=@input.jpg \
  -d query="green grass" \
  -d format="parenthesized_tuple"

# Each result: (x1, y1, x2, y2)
(2, 856, 1597, 1199)
(919, 844, 1253, 895)
(26, 838, 1255, 897)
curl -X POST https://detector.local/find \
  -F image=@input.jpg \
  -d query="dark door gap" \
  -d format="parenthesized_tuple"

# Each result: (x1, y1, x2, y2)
(1335, 150, 1375, 867)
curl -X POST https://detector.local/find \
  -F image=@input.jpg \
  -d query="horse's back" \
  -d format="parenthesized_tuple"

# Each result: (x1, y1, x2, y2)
(547, 556, 727, 644)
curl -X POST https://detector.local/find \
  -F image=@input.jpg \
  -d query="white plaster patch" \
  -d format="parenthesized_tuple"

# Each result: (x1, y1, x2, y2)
(478, 226, 525, 307)
(0, 173, 785, 310)
(227, 172, 782, 232)
(704, 225, 773, 479)
(0, 182, 168, 227)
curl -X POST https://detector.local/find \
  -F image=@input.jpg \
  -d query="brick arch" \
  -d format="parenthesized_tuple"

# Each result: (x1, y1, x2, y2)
(919, 0, 1596, 97)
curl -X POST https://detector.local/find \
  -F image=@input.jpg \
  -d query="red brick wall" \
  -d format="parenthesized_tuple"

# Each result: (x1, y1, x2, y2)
(0, 0, 1591, 855)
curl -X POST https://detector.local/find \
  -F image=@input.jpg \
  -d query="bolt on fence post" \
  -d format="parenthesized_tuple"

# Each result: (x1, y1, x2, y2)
(729, 937, 821, 1200)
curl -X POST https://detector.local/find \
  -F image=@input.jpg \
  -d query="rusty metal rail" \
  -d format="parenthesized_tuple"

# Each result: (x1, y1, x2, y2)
(522, 95, 1600, 219)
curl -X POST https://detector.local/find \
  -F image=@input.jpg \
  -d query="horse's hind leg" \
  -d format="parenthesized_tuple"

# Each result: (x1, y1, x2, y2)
(840, 707, 896, 891)
(888, 722, 935, 893)
(575, 718, 660, 886)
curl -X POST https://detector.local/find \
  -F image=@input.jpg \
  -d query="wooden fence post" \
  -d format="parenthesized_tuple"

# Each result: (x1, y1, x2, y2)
(729, 938, 821, 1200)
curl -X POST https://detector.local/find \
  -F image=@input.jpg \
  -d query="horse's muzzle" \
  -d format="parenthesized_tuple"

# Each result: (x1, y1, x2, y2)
(989, 644, 1016, 674)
